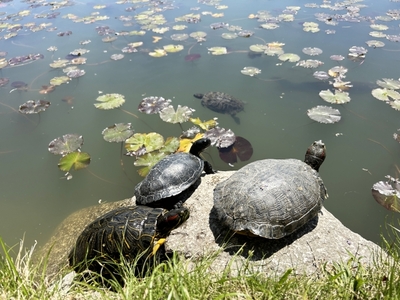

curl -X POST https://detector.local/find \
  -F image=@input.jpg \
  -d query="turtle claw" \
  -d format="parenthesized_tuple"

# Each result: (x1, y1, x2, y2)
(152, 238, 166, 256)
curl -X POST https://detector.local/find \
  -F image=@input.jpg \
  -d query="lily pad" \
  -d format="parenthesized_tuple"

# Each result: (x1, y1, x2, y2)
(170, 33, 189, 41)
(48, 134, 84, 155)
(319, 89, 351, 104)
(50, 59, 70, 68)
(366, 40, 385, 48)
(163, 44, 184, 53)
(50, 76, 70, 86)
(138, 96, 171, 114)
(313, 71, 329, 81)
(218, 136, 253, 164)
(260, 23, 279, 29)
(307, 105, 341, 124)
(94, 93, 125, 110)
(149, 49, 167, 57)
(241, 66, 261, 76)
(159, 105, 195, 124)
(19, 100, 51, 114)
(296, 59, 323, 68)
(371, 88, 400, 101)
(208, 47, 228, 55)
(58, 151, 91, 172)
(278, 53, 300, 62)
(189, 117, 218, 131)
(125, 132, 164, 154)
(181, 126, 201, 139)
(189, 31, 207, 42)
(376, 78, 400, 90)
(302, 47, 323, 56)
(203, 127, 236, 148)
(372, 176, 400, 213)
(102, 123, 134, 143)
(249, 44, 268, 53)
(221, 32, 237, 39)
(134, 151, 168, 177)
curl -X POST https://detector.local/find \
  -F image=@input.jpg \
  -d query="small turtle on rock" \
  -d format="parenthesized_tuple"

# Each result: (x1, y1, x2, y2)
(135, 138, 215, 209)
(213, 140, 327, 239)
(193, 91, 245, 124)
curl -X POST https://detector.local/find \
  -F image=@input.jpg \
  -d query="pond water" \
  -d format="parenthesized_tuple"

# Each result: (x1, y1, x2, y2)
(0, 0, 399, 253)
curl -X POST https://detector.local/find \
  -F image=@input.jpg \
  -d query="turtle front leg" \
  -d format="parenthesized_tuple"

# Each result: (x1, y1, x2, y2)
(204, 161, 216, 174)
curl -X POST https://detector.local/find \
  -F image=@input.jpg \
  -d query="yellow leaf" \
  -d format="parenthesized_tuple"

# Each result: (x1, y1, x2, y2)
(189, 117, 218, 130)
(177, 133, 204, 153)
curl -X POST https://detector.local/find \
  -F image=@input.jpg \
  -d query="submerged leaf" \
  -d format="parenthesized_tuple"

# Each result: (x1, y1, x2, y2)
(19, 100, 51, 114)
(218, 136, 253, 164)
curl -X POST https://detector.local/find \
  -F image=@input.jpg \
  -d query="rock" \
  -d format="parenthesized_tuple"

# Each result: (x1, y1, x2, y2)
(165, 171, 382, 276)
(39, 171, 382, 279)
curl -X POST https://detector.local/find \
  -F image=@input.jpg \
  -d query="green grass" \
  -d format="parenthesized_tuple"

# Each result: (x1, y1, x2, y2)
(1, 224, 400, 300)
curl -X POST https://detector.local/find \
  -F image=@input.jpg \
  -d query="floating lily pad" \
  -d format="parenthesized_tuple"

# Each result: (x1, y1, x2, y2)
(66, 69, 85, 78)
(50, 76, 70, 86)
(369, 31, 386, 38)
(178, 134, 204, 153)
(319, 89, 351, 104)
(19, 100, 51, 114)
(134, 151, 168, 177)
(330, 55, 345, 61)
(190, 117, 218, 130)
(170, 33, 188, 41)
(302, 47, 323, 56)
(39, 85, 55, 94)
(102, 123, 134, 143)
(370, 24, 389, 31)
(181, 127, 201, 139)
(241, 66, 261, 76)
(376, 78, 400, 90)
(218, 136, 253, 164)
(149, 49, 167, 57)
(102, 36, 117, 43)
(94, 93, 125, 110)
(260, 23, 279, 29)
(48, 134, 84, 155)
(371, 88, 400, 101)
(0, 58, 8, 69)
(328, 66, 348, 77)
(366, 40, 385, 48)
(296, 59, 323, 68)
(159, 105, 195, 124)
(307, 105, 341, 124)
(189, 31, 207, 42)
(111, 54, 124, 60)
(372, 176, 400, 213)
(278, 53, 300, 62)
(50, 59, 70, 68)
(125, 132, 165, 154)
(264, 46, 284, 56)
(238, 30, 254, 37)
(203, 127, 235, 148)
(221, 32, 237, 39)
(208, 47, 228, 55)
(138, 96, 171, 114)
(249, 44, 268, 53)
(313, 71, 329, 81)
(163, 44, 184, 53)
(58, 151, 91, 172)
(390, 100, 400, 111)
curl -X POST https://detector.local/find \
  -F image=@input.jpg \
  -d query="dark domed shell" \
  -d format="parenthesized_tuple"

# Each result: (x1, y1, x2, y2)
(135, 152, 204, 206)
(213, 159, 327, 239)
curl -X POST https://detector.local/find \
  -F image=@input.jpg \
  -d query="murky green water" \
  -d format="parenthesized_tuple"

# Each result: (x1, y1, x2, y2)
(0, 0, 399, 252)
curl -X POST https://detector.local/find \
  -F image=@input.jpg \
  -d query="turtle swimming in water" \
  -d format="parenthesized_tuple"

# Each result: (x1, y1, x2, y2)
(193, 91, 245, 124)
(213, 140, 327, 239)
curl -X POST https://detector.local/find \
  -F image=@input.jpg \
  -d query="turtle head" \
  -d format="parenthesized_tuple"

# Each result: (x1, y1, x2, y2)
(189, 138, 211, 157)
(304, 140, 326, 172)
(193, 93, 204, 99)
(156, 207, 190, 237)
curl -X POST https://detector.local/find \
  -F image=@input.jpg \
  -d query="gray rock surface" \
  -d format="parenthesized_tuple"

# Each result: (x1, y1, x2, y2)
(39, 171, 382, 279)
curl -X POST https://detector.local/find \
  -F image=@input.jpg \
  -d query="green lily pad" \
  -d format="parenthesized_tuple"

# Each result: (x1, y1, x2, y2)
(249, 44, 268, 53)
(159, 136, 180, 153)
(125, 132, 164, 154)
(134, 151, 168, 177)
(102, 123, 134, 143)
(372, 176, 400, 213)
(50, 76, 70, 86)
(371, 88, 400, 101)
(163, 44, 184, 53)
(0, 58, 8, 69)
(390, 100, 400, 111)
(159, 105, 195, 124)
(376, 78, 400, 90)
(58, 151, 91, 172)
(221, 32, 237, 39)
(278, 53, 300, 62)
(94, 93, 125, 110)
(208, 47, 227, 55)
(260, 23, 279, 29)
(319, 89, 351, 104)
(50, 59, 70, 68)
(48, 134, 84, 155)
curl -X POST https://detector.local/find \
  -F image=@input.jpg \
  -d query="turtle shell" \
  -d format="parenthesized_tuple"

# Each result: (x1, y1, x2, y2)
(69, 206, 189, 273)
(213, 159, 327, 239)
(135, 152, 204, 208)
(200, 92, 244, 115)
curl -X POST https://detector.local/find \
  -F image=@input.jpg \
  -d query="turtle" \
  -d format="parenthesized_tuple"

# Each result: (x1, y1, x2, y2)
(135, 138, 215, 209)
(69, 205, 189, 276)
(193, 91, 245, 124)
(213, 140, 327, 239)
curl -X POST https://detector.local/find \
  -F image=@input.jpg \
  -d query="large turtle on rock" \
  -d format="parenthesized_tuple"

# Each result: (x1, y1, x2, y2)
(69, 205, 189, 277)
(193, 91, 245, 124)
(135, 138, 215, 209)
(213, 140, 327, 239)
